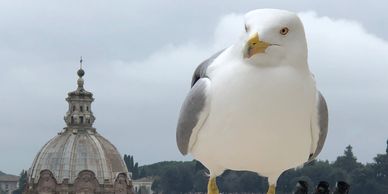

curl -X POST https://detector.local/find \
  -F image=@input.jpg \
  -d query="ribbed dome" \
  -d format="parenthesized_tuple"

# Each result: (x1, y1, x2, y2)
(26, 65, 133, 194)
(29, 130, 128, 184)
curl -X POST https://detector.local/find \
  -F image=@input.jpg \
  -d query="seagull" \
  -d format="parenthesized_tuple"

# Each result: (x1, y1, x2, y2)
(176, 9, 328, 194)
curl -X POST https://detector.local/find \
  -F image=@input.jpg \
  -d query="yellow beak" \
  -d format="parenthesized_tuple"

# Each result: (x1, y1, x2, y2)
(244, 33, 270, 58)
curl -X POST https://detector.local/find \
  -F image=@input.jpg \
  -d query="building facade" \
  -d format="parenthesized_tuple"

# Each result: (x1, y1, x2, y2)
(132, 177, 153, 194)
(0, 174, 19, 194)
(26, 64, 134, 194)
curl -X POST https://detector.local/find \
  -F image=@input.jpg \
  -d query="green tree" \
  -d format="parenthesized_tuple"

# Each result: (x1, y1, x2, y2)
(159, 165, 193, 194)
(151, 177, 162, 193)
(192, 170, 207, 192)
(239, 171, 267, 193)
(369, 140, 388, 193)
(350, 164, 380, 194)
(133, 162, 139, 179)
(123, 154, 140, 179)
(138, 168, 147, 178)
(333, 145, 362, 173)
(218, 170, 242, 192)
(130, 141, 388, 194)
(12, 170, 27, 194)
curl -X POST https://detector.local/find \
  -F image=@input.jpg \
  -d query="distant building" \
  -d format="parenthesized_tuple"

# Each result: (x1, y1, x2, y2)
(0, 174, 19, 194)
(26, 63, 134, 194)
(132, 177, 154, 194)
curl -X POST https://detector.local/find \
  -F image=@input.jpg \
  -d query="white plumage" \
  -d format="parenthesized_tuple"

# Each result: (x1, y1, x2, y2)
(176, 9, 328, 194)
(191, 47, 316, 184)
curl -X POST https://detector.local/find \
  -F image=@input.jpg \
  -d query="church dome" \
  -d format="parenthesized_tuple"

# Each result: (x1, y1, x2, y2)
(27, 61, 133, 194)
(29, 130, 127, 185)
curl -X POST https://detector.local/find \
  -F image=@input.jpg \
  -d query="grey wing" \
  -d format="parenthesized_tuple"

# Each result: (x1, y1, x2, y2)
(176, 78, 210, 155)
(191, 49, 225, 87)
(176, 50, 224, 155)
(308, 91, 329, 162)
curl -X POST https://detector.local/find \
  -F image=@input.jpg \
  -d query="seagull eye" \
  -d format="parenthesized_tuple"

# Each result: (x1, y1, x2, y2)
(280, 27, 289, 35)
(245, 24, 249, 32)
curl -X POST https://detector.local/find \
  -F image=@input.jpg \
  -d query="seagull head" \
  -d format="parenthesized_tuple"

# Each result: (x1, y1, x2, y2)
(241, 9, 308, 66)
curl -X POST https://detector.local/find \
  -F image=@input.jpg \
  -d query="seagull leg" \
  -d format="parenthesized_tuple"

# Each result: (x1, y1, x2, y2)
(207, 176, 219, 194)
(266, 184, 276, 194)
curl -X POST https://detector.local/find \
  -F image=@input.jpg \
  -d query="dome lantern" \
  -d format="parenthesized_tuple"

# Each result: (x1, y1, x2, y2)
(64, 58, 96, 131)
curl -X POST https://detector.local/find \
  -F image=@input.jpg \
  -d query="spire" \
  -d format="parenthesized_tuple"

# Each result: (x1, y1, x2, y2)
(77, 56, 85, 88)
(64, 59, 96, 131)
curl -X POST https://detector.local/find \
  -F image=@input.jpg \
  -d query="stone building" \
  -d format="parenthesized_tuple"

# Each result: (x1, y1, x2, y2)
(0, 173, 19, 194)
(26, 64, 134, 194)
(132, 177, 153, 194)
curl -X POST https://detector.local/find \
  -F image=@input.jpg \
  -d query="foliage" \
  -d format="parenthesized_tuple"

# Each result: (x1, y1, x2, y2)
(124, 154, 140, 179)
(333, 145, 363, 173)
(124, 139, 388, 194)
(11, 170, 27, 194)
(140, 161, 196, 194)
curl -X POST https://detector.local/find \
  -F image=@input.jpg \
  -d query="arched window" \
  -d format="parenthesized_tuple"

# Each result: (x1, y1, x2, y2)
(71, 116, 74, 124)
(80, 116, 84, 124)
(72, 105, 76, 111)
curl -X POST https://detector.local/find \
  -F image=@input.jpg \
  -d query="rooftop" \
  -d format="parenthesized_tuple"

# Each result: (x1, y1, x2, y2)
(0, 174, 19, 182)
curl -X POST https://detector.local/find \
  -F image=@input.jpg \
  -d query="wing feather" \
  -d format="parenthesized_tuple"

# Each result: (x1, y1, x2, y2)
(308, 91, 329, 162)
(176, 50, 224, 155)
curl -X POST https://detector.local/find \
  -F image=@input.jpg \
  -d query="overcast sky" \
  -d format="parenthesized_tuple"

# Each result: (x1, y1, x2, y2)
(0, 0, 387, 175)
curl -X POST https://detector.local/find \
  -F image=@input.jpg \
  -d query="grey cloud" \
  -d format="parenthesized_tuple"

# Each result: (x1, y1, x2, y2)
(0, 0, 387, 175)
